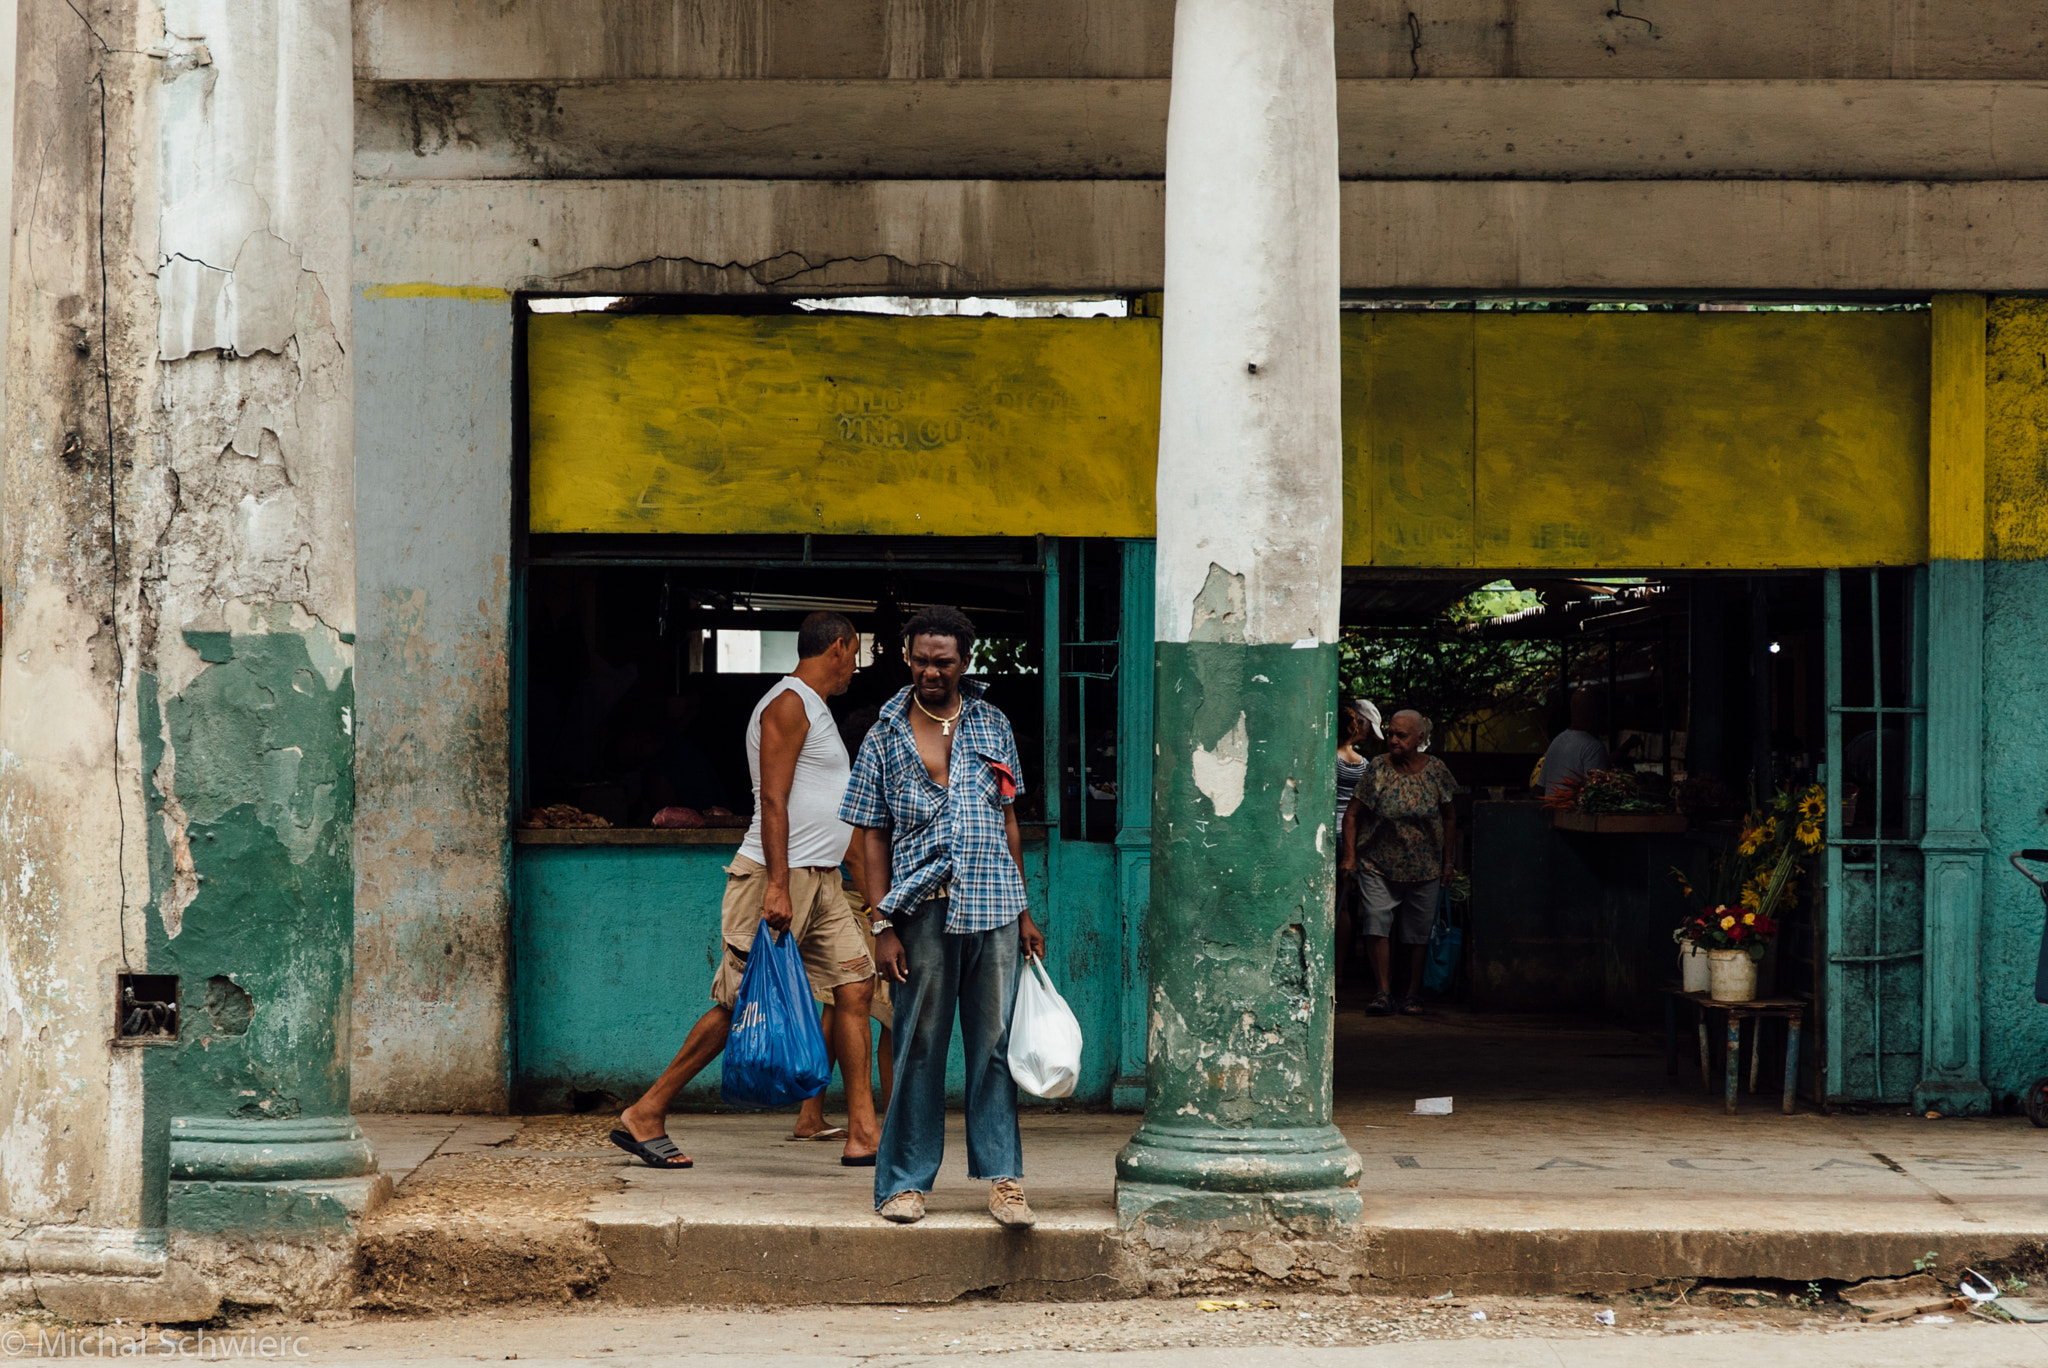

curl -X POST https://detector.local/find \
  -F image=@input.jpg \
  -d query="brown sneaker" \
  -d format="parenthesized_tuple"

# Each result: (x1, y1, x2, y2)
(877, 1190, 925, 1224)
(989, 1179, 1036, 1227)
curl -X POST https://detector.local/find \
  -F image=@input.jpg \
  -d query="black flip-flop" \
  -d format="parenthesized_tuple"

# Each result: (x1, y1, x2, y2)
(841, 1153, 877, 1167)
(609, 1129, 694, 1169)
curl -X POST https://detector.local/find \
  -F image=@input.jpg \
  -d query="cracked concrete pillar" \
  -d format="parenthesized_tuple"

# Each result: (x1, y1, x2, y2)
(0, 0, 371, 1312)
(1114, 0, 1361, 1230)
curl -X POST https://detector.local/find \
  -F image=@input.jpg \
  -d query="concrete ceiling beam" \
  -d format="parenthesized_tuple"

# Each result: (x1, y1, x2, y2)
(354, 78, 2048, 185)
(353, 0, 2048, 83)
(355, 177, 2048, 295)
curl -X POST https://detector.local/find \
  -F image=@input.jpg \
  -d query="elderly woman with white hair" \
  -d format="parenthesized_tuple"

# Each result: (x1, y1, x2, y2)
(1339, 708, 1458, 1016)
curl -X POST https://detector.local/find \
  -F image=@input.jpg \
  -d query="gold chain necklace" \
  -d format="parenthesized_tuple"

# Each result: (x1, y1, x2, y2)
(913, 694, 965, 736)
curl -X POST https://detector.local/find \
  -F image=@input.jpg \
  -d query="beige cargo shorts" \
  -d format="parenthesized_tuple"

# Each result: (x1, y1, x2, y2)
(707, 855, 875, 1008)
(829, 879, 895, 1031)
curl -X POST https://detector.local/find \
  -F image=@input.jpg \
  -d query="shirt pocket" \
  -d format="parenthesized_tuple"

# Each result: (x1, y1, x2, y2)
(970, 751, 1013, 808)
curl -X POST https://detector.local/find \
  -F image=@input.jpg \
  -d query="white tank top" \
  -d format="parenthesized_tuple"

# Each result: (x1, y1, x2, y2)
(738, 677, 854, 870)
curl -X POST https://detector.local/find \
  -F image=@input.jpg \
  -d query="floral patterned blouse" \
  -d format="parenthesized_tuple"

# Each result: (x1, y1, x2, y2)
(1354, 754, 1458, 882)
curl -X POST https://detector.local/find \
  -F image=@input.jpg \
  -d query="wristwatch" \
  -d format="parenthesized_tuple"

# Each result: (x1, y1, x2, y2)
(868, 916, 894, 934)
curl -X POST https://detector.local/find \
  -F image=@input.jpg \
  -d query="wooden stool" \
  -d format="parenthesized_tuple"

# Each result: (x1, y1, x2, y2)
(1663, 988, 1806, 1115)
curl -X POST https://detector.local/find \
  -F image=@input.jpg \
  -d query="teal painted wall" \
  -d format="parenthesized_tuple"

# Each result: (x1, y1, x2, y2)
(1980, 559, 2048, 1106)
(511, 838, 1122, 1108)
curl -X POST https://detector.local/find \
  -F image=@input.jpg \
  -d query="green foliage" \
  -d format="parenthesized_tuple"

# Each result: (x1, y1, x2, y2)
(972, 635, 1038, 675)
(1339, 585, 1554, 751)
(1914, 1251, 1940, 1273)
(1576, 770, 1666, 814)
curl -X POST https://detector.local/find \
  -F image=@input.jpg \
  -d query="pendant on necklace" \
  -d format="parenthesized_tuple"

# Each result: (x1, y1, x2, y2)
(940, 720, 953, 736)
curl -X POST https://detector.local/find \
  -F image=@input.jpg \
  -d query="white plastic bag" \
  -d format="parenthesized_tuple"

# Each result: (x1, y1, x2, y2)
(1007, 955, 1083, 1098)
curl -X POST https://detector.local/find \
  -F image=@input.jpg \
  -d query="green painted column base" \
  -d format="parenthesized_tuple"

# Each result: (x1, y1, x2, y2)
(1116, 1182, 1364, 1231)
(169, 1176, 391, 1233)
(1116, 1122, 1363, 1230)
(168, 1117, 383, 1232)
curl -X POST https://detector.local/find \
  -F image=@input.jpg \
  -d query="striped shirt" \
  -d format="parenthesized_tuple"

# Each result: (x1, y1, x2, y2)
(839, 680, 1029, 933)
(1335, 752, 1366, 831)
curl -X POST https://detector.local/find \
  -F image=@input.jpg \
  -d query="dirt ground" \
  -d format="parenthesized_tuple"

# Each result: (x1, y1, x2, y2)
(6, 1282, 2031, 1358)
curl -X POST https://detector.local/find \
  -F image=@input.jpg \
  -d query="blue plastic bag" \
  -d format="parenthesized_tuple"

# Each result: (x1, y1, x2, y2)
(1422, 890, 1462, 996)
(720, 923, 831, 1108)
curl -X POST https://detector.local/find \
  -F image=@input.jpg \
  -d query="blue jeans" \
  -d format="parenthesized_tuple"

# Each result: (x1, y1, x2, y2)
(873, 899, 1023, 1206)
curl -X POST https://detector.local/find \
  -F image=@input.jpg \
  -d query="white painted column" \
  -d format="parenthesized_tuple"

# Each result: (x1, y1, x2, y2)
(1152, 0, 1345, 647)
(1116, 0, 1359, 1234)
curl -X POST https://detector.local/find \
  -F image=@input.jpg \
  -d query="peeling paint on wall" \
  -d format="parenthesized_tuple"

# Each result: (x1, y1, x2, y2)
(1187, 564, 1247, 644)
(141, 616, 357, 1131)
(1190, 713, 1248, 819)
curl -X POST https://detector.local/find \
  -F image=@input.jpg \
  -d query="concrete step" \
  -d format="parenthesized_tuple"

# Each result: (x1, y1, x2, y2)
(359, 1199, 2048, 1308)
(593, 1203, 1143, 1305)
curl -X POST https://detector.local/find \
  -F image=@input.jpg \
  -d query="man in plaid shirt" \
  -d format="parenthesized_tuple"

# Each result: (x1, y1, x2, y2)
(841, 605, 1046, 1227)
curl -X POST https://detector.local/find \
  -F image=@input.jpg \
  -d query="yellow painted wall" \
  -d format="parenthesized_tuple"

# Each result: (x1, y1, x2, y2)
(530, 310, 1932, 569)
(1344, 313, 1475, 567)
(528, 313, 1160, 538)
(1987, 298, 2048, 561)
(1931, 294, 1989, 563)
(1469, 312, 1928, 569)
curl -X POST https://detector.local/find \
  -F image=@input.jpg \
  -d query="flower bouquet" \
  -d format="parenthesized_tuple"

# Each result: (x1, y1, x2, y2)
(1736, 784, 1826, 924)
(1674, 904, 1779, 960)
(1668, 784, 1824, 1000)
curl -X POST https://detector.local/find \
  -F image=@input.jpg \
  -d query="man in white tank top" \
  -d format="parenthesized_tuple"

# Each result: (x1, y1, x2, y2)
(611, 612, 880, 1169)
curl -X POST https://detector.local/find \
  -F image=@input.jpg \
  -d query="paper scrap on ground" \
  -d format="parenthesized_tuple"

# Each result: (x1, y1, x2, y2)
(1959, 1271, 2000, 1303)
(1413, 1097, 1453, 1115)
(1197, 1301, 1249, 1313)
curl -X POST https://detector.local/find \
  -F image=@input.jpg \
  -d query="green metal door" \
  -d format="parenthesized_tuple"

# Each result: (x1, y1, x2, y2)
(1822, 568, 1928, 1102)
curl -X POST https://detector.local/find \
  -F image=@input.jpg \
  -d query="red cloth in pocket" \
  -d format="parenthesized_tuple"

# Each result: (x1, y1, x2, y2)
(986, 761, 1017, 801)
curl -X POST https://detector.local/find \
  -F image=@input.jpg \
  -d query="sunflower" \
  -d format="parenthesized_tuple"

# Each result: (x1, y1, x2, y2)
(1741, 877, 1767, 908)
(1795, 819, 1824, 851)
(1738, 824, 1765, 857)
(1798, 789, 1825, 821)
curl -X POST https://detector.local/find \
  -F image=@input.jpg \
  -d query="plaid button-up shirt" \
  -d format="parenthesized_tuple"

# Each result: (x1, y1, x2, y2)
(839, 680, 1029, 933)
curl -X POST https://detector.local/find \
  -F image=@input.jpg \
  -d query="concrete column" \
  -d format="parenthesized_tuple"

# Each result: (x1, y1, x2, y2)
(1916, 293, 1991, 1116)
(0, 0, 370, 1313)
(1115, 0, 1360, 1229)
